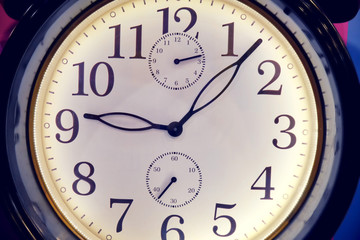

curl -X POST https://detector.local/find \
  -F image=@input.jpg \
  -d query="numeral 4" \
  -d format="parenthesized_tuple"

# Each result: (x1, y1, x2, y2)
(251, 167, 275, 200)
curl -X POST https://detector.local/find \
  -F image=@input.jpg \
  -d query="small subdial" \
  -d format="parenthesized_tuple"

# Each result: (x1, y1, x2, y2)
(148, 32, 206, 90)
(146, 152, 202, 208)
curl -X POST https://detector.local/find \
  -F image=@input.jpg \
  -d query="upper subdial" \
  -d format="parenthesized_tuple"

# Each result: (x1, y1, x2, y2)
(148, 32, 206, 90)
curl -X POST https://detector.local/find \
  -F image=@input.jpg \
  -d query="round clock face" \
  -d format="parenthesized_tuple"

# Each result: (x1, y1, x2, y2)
(29, 0, 323, 239)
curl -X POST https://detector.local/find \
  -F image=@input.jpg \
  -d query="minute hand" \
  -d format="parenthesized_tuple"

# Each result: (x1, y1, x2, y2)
(179, 38, 263, 125)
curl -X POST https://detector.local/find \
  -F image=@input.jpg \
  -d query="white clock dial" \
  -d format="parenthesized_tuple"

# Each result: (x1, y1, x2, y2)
(29, 0, 323, 239)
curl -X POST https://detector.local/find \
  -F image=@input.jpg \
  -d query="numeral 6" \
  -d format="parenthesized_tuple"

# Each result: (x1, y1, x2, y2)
(161, 215, 185, 240)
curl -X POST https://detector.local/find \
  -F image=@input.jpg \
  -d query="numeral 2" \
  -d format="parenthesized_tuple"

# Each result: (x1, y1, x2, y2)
(258, 60, 282, 95)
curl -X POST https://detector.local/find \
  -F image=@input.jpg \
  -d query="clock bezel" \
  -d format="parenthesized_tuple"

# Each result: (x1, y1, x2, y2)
(29, 0, 325, 237)
(0, 0, 358, 239)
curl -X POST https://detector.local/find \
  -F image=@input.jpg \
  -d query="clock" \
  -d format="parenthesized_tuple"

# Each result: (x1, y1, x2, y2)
(0, 0, 359, 239)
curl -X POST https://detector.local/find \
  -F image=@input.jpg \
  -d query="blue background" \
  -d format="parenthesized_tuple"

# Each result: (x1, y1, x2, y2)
(334, 10, 360, 240)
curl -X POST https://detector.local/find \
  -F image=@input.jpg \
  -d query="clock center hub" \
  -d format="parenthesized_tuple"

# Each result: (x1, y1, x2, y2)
(167, 121, 183, 137)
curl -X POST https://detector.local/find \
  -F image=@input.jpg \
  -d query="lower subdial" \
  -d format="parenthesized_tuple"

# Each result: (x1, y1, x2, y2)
(148, 32, 206, 90)
(146, 152, 202, 208)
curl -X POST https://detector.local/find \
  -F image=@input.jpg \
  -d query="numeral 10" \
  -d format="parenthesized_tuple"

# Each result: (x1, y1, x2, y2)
(72, 61, 114, 96)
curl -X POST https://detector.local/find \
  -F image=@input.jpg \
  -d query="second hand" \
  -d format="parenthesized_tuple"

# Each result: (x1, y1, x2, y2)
(158, 177, 177, 199)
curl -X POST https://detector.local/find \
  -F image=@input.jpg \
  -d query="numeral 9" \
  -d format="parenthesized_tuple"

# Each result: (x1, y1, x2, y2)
(55, 109, 79, 143)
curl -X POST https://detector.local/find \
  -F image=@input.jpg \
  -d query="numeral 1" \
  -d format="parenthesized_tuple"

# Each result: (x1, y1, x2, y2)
(157, 8, 169, 34)
(109, 24, 125, 59)
(222, 22, 238, 57)
(130, 25, 146, 59)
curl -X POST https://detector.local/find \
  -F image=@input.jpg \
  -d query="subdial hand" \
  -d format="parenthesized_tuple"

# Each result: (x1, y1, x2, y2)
(174, 54, 202, 65)
(158, 177, 177, 200)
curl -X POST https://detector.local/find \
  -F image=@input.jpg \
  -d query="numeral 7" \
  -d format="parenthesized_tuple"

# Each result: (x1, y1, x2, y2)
(110, 198, 134, 232)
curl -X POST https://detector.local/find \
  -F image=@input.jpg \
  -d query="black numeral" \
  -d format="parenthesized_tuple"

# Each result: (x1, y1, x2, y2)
(72, 162, 96, 196)
(157, 8, 170, 34)
(158, 7, 197, 34)
(73, 61, 114, 96)
(213, 203, 237, 237)
(251, 167, 275, 200)
(108, 24, 145, 59)
(161, 215, 185, 240)
(129, 25, 146, 59)
(273, 114, 296, 149)
(55, 109, 79, 143)
(110, 198, 133, 233)
(258, 60, 282, 95)
(108, 24, 125, 59)
(222, 22, 238, 57)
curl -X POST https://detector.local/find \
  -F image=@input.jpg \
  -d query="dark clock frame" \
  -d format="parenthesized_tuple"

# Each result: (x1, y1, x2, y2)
(0, 0, 359, 239)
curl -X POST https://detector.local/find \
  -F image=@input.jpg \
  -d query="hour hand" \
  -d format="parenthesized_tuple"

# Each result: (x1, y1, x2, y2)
(174, 54, 202, 64)
(83, 112, 168, 132)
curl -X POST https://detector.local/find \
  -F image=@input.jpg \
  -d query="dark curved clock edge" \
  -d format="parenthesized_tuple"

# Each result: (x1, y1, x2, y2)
(3, 0, 359, 23)
(283, 1, 360, 239)
(1, 0, 359, 239)
(314, 0, 360, 23)
(0, 0, 70, 238)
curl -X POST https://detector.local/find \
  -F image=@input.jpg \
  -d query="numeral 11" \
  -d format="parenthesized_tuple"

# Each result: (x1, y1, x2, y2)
(108, 24, 146, 59)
